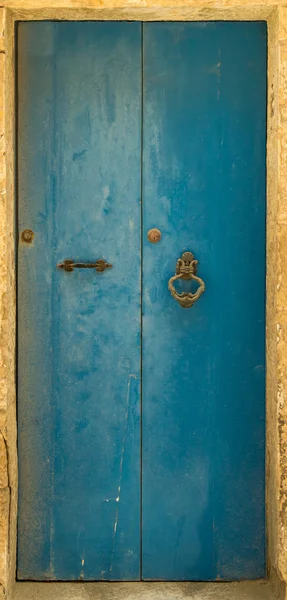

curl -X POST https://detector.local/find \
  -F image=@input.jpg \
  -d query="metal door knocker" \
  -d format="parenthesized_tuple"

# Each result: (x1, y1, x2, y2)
(168, 251, 205, 308)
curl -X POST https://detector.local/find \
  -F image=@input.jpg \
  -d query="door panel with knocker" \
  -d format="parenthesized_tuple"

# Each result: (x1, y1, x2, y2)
(17, 21, 267, 581)
(142, 23, 266, 580)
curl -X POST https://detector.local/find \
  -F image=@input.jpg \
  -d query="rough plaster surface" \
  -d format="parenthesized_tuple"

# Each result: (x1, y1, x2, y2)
(0, 10, 10, 600)
(0, 3, 287, 600)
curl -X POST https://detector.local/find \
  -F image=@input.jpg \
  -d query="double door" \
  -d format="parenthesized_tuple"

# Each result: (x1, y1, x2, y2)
(17, 21, 266, 581)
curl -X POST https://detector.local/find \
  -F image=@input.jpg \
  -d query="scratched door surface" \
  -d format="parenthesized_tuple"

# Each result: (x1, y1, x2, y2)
(17, 22, 141, 580)
(141, 22, 266, 580)
(17, 21, 266, 582)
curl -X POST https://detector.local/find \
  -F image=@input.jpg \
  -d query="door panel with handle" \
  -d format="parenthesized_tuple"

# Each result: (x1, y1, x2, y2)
(17, 21, 266, 582)
(17, 22, 142, 581)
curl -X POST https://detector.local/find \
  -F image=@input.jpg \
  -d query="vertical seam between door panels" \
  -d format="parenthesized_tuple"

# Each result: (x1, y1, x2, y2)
(140, 20, 144, 582)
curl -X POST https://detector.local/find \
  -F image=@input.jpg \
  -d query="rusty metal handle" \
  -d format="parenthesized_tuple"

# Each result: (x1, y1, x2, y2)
(168, 251, 205, 308)
(57, 259, 112, 273)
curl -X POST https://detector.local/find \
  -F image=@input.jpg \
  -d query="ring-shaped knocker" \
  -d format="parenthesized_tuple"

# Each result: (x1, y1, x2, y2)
(168, 251, 205, 308)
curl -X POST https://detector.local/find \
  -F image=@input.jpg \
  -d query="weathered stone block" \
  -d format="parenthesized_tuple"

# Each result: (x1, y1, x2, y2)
(0, 488, 9, 591)
(0, 432, 7, 489)
(276, 225, 287, 309)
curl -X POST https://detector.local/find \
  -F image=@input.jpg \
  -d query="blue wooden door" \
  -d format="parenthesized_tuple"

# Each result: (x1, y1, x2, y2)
(17, 22, 142, 581)
(17, 21, 266, 581)
(141, 22, 266, 581)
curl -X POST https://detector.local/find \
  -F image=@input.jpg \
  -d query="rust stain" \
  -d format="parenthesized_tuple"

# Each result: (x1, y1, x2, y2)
(21, 229, 34, 244)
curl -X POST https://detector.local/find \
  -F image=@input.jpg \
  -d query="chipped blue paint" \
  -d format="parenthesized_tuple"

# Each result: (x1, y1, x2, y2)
(17, 21, 266, 582)
(17, 22, 141, 581)
(141, 22, 266, 581)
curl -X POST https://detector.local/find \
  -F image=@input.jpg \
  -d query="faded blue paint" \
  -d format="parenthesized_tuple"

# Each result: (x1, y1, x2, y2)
(142, 22, 266, 580)
(17, 21, 266, 582)
(17, 22, 141, 581)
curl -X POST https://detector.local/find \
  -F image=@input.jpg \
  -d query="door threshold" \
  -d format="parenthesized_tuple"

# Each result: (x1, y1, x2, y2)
(13, 580, 280, 600)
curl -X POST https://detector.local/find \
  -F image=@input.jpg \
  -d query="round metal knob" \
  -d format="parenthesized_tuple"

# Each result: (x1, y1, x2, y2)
(147, 228, 162, 244)
(21, 229, 35, 244)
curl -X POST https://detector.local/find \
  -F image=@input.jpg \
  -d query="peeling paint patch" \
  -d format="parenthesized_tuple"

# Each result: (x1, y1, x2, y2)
(109, 374, 137, 573)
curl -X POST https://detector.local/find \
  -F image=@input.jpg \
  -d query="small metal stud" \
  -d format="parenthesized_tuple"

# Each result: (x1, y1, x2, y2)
(147, 228, 162, 244)
(21, 229, 35, 244)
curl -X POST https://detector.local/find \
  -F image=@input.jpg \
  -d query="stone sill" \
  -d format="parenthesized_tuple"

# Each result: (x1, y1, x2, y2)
(12, 580, 284, 600)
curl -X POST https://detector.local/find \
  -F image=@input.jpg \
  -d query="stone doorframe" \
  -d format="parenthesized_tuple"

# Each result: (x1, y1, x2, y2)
(0, 2, 286, 598)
